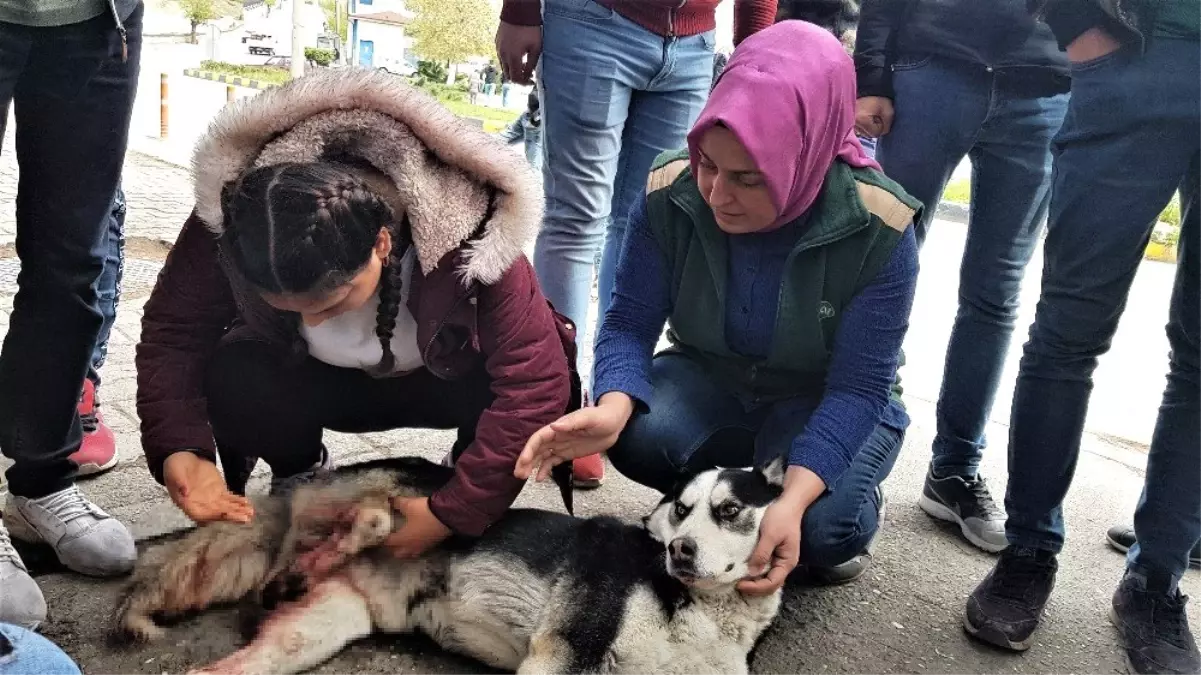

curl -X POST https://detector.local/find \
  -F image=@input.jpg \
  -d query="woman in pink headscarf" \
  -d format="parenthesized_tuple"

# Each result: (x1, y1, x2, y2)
(518, 21, 921, 594)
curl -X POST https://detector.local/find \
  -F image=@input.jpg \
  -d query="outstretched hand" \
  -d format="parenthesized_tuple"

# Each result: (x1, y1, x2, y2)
(163, 451, 254, 524)
(514, 393, 634, 482)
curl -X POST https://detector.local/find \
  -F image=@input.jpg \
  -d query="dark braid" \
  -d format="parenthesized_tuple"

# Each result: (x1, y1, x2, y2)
(368, 216, 412, 377)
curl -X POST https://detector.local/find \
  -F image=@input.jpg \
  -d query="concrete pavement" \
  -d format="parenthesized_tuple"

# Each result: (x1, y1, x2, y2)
(1, 120, 1198, 672)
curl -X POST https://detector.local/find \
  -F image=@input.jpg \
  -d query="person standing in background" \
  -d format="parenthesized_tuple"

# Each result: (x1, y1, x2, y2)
(0, 0, 144, 630)
(497, 87, 543, 171)
(853, 0, 1069, 553)
(495, 0, 778, 488)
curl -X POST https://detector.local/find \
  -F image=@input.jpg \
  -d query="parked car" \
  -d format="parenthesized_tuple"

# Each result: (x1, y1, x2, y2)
(263, 55, 292, 70)
(377, 59, 416, 77)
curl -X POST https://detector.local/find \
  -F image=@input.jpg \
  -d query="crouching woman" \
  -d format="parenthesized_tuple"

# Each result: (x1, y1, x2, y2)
(136, 70, 575, 555)
(518, 21, 920, 591)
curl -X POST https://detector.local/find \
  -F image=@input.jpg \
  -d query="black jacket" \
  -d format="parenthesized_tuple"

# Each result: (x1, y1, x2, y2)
(854, 0, 1069, 99)
(1029, 0, 1158, 51)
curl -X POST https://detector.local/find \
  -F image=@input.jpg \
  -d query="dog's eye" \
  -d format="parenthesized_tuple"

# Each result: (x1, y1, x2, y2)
(718, 503, 741, 519)
(674, 502, 689, 519)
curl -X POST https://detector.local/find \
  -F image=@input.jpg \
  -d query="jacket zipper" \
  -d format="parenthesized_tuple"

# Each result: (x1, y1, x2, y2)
(668, 0, 686, 37)
(421, 290, 472, 380)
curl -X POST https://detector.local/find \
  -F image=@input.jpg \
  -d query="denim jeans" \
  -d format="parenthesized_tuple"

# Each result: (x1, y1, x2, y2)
(1003, 38, 1200, 588)
(0, 7, 142, 498)
(876, 55, 1068, 479)
(88, 185, 126, 389)
(0, 624, 79, 675)
(535, 0, 714, 337)
(608, 353, 905, 568)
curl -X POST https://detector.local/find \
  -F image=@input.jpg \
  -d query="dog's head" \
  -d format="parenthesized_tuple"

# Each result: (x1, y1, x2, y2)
(644, 458, 785, 589)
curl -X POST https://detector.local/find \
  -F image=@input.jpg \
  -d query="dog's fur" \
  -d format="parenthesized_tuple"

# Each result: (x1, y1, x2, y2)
(113, 457, 785, 674)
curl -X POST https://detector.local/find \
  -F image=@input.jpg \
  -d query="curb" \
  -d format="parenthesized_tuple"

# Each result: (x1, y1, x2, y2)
(183, 69, 280, 91)
(935, 200, 969, 224)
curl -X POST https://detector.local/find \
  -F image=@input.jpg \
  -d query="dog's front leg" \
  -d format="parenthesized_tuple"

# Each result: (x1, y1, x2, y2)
(188, 577, 372, 675)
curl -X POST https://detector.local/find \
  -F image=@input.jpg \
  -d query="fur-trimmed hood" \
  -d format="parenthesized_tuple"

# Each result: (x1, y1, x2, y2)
(192, 68, 542, 285)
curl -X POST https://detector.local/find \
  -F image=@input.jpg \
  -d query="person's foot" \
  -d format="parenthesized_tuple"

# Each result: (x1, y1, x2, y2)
(0, 521, 47, 630)
(1106, 525, 1201, 569)
(808, 487, 887, 586)
(571, 454, 605, 489)
(1111, 572, 1200, 674)
(3, 485, 136, 577)
(919, 468, 1007, 553)
(269, 446, 333, 496)
(964, 546, 1058, 651)
(70, 379, 118, 477)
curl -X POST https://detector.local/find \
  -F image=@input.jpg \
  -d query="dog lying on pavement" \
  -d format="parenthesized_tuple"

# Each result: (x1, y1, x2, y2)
(112, 456, 785, 674)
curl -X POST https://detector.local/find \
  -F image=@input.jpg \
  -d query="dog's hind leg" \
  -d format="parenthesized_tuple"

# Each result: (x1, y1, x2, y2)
(187, 577, 372, 675)
(516, 632, 573, 675)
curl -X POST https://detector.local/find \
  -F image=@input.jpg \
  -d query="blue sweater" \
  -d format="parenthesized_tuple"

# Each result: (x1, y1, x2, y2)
(593, 193, 917, 487)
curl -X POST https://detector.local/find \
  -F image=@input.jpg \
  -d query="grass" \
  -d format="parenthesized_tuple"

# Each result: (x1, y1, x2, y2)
(196, 61, 292, 85)
(941, 178, 1181, 227)
(440, 99, 516, 133)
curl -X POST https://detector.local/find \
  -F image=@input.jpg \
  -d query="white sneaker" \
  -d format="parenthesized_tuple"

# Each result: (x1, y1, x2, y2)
(0, 519, 47, 629)
(3, 485, 135, 577)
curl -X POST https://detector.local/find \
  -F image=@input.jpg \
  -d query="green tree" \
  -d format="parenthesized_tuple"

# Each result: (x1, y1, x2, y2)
(319, 0, 348, 42)
(174, 0, 240, 43)
(407, 0, 496, 66)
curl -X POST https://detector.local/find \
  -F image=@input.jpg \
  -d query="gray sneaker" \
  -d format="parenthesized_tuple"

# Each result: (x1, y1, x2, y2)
(3, 485, 136, 577)
(0, 519, 47, 629)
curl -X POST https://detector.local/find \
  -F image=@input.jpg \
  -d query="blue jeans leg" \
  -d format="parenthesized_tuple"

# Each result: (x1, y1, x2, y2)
(535, 0, 712, 336)
(879, 56, 1065, 479)
(0, 8, 142, 499)
(1005, 38, 1201, 559)
(89, 185, 125, 389)
(593, 40, 713, 332)
(608, 352, 758, 493)
(753, 399, 905, 568)
(0, 624, 80, 675)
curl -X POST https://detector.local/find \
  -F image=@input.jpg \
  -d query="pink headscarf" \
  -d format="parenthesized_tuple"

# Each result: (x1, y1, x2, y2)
(687, 21, 880, 229)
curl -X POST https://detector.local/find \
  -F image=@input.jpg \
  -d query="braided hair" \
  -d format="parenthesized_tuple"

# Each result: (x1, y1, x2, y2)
(220, 162, 413, 376)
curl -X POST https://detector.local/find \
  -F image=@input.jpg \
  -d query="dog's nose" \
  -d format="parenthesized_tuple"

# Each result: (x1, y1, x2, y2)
(670, 537, 697, 562)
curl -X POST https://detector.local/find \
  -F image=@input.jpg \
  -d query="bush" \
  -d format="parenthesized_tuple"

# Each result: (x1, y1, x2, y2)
(1161, 196, 1181, 227)
(304, 47, 335, 66)
(416, 60, 447, 84)
(197, 60, 291, 84)
(415, 79, 467, 103)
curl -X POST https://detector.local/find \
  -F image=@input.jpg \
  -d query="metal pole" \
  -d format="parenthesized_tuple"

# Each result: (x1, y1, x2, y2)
(159, 73, 168, 139)
(290, 0, 305, 78)
(226, 85, 235, 103)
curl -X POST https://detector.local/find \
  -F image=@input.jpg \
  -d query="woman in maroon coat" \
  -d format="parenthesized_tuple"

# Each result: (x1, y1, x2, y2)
(136, 69, 575, 556)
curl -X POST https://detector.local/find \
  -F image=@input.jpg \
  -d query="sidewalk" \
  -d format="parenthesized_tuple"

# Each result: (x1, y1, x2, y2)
(0, 136, 1196, 672)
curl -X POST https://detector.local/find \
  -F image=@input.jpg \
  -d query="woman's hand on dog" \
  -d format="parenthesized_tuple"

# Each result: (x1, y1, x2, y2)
(386, 497, 452, 558)
(163, 451, 255, 524)
(738, 466, 826, 596)
(515, 392, 635, 481)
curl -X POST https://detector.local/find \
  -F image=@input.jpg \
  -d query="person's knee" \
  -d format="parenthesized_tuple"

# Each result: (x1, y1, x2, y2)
(608, 418, 685, 494)
(800, 498, 878, 568)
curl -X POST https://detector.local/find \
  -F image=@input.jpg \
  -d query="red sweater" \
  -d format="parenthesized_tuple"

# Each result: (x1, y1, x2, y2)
(501, 0, 778, 45)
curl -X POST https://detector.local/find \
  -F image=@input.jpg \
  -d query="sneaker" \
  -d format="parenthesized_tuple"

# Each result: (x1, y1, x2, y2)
(70, 379, 118, 477)
(1106, 525, 1201, 569)
(1111, 572, 1201, 674)
(572, 454, 605, 489)
(3, 485, 136, 577)
(808, 487, 887, 586)
(0, 521, 47, 630)
(964, 546, 1058, 651)
(919, 468, 1007, 553)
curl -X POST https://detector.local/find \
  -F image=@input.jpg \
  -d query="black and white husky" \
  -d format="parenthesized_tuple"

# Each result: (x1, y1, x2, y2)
(113, 457, 786, 674)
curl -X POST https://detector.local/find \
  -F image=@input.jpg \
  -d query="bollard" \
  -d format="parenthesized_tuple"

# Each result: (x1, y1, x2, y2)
(159, 73, 168, 139)
(226, 84, 235, 104)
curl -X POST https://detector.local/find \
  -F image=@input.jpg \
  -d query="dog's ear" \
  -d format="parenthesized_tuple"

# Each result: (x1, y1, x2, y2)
(759, 456, 786, 488)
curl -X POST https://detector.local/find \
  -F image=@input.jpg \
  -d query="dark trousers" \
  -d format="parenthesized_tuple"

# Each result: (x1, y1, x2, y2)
(205, 340, 494, 493)
(0, 7, 142, 498)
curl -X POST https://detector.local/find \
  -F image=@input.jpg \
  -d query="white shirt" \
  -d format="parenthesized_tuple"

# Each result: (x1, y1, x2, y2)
(299, 248, 423, 374)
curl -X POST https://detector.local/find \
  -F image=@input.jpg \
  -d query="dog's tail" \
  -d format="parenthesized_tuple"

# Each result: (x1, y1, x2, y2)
(110, 521, 277, 644)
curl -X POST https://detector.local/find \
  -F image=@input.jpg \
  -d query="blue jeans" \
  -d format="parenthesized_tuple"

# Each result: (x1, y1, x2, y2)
(1004, 38, 1200, 587)
(0, 624, 80, 675)
(88, 185, 125, 390)
(876, 55, 1068, 479)
(0, 7, 141, 498)
(534, 0, 714, 336)
(608, 353, 905, 568)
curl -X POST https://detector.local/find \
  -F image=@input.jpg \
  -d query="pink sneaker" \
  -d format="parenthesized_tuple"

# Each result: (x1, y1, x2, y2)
(572, 454, 605, 489)
(70, 379, 118, 477)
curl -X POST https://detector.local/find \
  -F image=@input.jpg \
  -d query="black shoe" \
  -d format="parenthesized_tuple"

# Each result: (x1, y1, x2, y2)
(919, 468, 1007, 553)
(269, 447, 333, 496)
(808, 487, 887, 586)
(964, 546, 1058, 651)
(1106, 525, 1201, 569)
(1111, 573, 1200, 674)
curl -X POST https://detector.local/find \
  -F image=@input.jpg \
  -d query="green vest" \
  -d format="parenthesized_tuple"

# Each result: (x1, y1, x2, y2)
(644, 149, 921, 405)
